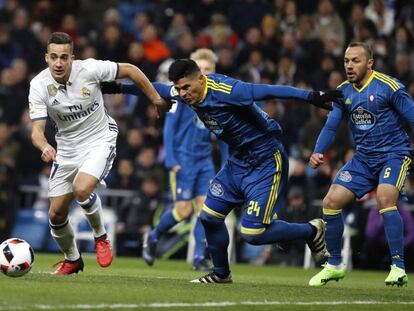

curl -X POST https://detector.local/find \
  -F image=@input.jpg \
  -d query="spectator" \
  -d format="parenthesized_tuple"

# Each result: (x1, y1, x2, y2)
(141, 24, 171, 64)
(314, 0, 346, 51)
(365, 0, 395, 36)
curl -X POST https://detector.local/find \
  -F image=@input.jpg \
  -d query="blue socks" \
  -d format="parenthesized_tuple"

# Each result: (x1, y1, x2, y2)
(200, 211, 230, 276)
(152, 209, 178, 239)
(323, 210, 344, 266)
(241, 219, 313, 245)
(381, 207, 405, 269)
(193, 217, 207, 260)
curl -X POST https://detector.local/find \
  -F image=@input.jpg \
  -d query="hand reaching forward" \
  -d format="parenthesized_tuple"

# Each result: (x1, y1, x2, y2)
(309, 152, 324, 169)
(308, 90, 343, 111)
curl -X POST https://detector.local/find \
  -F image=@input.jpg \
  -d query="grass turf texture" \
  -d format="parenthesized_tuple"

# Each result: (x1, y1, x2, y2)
(0, 253, 413, 311)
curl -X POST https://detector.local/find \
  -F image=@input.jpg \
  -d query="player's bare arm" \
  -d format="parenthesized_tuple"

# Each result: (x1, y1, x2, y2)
(117, 63, 171, 114)
(31, 120, 56, 163)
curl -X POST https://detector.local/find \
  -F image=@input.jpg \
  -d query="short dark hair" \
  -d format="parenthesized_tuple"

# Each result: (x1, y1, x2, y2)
(168, 59, 201, 82)
(347, 42, 373, 59)
(47, 32, 73, 52)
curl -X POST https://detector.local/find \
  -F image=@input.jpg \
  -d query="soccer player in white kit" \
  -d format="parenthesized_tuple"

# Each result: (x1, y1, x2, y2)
(29, 32, 168, 275)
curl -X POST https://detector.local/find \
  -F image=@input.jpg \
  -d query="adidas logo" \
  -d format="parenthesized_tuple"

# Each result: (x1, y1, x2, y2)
(52, 99, 61, 106)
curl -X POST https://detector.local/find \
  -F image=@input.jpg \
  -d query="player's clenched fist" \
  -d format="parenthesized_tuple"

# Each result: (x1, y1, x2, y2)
(309, 153, 324, 169)
(153, 98, 173, 116)
(41, 145, 56, 162)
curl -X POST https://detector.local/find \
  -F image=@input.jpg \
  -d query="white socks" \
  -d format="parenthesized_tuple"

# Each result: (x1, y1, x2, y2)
(49, 219, 80, 261)
(77, 193, 106, 238)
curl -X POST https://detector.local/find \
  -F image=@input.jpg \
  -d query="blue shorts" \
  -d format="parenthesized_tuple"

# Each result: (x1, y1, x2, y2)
(203, 146, 288, 232)
(170, 157, 215, 201)
(334, 152, 412, 198)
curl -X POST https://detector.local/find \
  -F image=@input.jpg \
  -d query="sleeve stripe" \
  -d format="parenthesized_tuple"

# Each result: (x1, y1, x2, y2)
(376, 72, 400, 89)
(31, 117, 48, 121)
(206, 78, 233, 91)
(374, 76, 399, 92)
(115, 63, 120, 79)
(207, 84, 231, 94)
(375, 72, 400, 91)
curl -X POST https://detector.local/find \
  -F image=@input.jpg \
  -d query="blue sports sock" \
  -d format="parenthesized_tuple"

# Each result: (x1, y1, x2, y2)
(193, 217, 207, 260)
(200, 211, 229, 276)
(323, 211, 344, 266)
(153, 209, 178, 239)
(242, 219, 313, 244)
(381, 208, 405, 269)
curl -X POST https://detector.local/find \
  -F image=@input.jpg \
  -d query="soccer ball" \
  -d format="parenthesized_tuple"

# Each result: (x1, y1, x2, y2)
(0, 238, 34, 277)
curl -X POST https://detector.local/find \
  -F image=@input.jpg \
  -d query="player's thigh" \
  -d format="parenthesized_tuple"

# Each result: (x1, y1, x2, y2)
(49, 192, 75, 221)
(72, 172, 99, 200)
(193, 160, 215, 198)
(48, 161, 78, 198)
(376, 184, 400, 209)
(79, 132, 117, 181)
(204, 162, 243, 218)
(333, 155, 377, 199)
(378, 155, 412, 191)
(323, 184, 355, 210)
(242, 149, 288, 227)
(170, 164, 196, 201)
(194, 195, 207, 213)
(173, 200, 193, 219)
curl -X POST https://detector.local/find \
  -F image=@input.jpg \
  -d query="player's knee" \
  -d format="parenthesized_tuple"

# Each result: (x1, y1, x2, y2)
(323, 194, 338, 210)
(199, 210, 224, 227)
(72, 184, 91, 202)
(376, 194, 395, 209)
(48, 209, 67, 225)
(174, 202, 192, 220)
(241, 232, 263, 245)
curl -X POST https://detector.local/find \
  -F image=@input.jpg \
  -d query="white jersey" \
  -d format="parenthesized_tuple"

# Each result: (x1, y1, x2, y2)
(29, 58, 119, 157)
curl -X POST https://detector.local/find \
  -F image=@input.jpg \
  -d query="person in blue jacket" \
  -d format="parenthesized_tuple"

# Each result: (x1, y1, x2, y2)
(144, 49, 227, 270)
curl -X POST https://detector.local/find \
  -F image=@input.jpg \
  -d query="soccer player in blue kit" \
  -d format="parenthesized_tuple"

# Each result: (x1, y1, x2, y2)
(308, 42, 413, 287)
(162, 59, 343, 283)
(113, 59, 342, 283)
(142, 49, 228, 270)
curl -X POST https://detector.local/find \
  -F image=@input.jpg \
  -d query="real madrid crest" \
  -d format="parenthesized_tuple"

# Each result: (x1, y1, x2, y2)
(47, 84, 57, 96)
(81, 86, 91, 98)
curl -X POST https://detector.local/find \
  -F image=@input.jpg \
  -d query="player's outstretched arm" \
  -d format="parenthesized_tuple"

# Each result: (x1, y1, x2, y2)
(31, 120, 56, 162)
(250, 84, 343, 111)
(117, 63, 171, 114)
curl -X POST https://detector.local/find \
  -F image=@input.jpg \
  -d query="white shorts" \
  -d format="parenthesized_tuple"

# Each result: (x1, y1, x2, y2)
(48, 134, 117, 197)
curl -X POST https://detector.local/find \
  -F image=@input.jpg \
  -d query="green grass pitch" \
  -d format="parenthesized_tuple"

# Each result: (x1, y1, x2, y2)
(0, 253, 413, 311)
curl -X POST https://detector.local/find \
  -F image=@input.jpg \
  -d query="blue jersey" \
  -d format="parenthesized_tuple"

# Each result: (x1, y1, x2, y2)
(163, 101, 213, 168)
(315, 71, 414, 156)
(154, 74, 310, 166)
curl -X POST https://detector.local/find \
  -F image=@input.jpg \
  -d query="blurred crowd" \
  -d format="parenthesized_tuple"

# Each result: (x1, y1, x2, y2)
(0, 0, 414, 269)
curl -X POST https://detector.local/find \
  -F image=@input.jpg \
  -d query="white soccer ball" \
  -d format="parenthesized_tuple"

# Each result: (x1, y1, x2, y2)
(0, 238, 34, 277)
